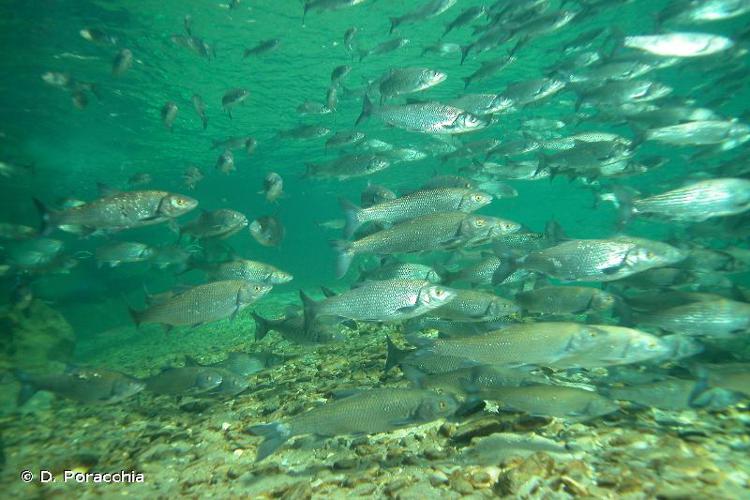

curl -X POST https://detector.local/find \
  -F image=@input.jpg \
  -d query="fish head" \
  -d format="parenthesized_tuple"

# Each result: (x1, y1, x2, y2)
(629, 240, 688, 269)
(270, 269, 294, 284)
(643, 81, 673, 100)
(658, 334, 704, 361)
(584, 397, 620, 417)
(591, 290, 616, 310)
(450, 112, 489, 133)
(415, 393, 459, 420)
(417, 284, 456, 309)
(458, 190, 493, 211)
(159, 193, 198, 217)
(239, 282, 273, 304)
(488, 297, 521, 317)
(425, 269, 442, 283)
(420, 68, 447, 87)
(367, 156, 391, 173)
(623, 332, 671, 363)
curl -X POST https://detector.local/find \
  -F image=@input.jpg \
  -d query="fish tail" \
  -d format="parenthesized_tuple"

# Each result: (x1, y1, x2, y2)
(389, 17, 400, 34)
(32, 197, 56, 236)
(251, 312, 271, 341)
(331, 240, 354, 278)
(611, 185, 635, 230)
(460, 44, 471, 65)
(339, 197, 364, 238)
(247, 422, 292, 461)
(320, 285, 337, 298)
(688, 369, 712, 408)
(357, 49, 368, 62)
(384, 335, 411, 372)
(355, 94, 373, 126)
(491, 255, 518, 285)
(128, 307, 142, 327)
(544, 219, 566, 243)
(299, 290, 318, 336)
(461, 76, 471, 89)
(201, 116, 208, 130)
(13, 370, 37, 406)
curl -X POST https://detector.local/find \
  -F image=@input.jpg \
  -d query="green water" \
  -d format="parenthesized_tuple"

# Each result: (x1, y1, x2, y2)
(1, 0, 750, 496)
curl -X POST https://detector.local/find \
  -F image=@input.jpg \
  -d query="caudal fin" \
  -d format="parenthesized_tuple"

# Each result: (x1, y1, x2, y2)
(355, 94, 373, 126)
(32, 198, 54, 236)
(339, 198, 364, 238)
(128, 307, 142, 327)
(384, 336, 412, 372)
(247, 422, 292, 461)
(460, 44, 472, 65)
(331, 240, 354, 278)
(389, 17, 401, 34)
(252, 312, 271, 341)
(300, 290, 318, 336)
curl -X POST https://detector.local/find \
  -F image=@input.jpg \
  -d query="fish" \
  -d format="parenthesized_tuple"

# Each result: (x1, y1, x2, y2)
(200, 259, 293, 285)
(390, 0, 457, 34)
(692, 363, 750, 398)
(79, 27, 117, 45)
(247, 388, 458, 460)
(211, 136, 254, 151)
(332, 212, 521, 278)
(189, 351, 284, 377)
(112, 49, 132, 76)
(478, 385, 619, 420)
(461, 55, 516, 88)
(129, 280, 271, 328)
(180, 209, 248, 240)
(497, 237, 687, 283)
(431, 288, 519, 322)
(611, 178, 750, 224)
(301, 279, 456, 326)
(658, 0, 750, 25)
(297, 101, 332, 115)
(643, 120, 750, 149)
(161, 102, 178, 131)
(421, 41, 461, 56)
(632, 298, 750, 338)
(16, 367, 144, 405)
(95, 242, 155, 267)
(361, 183, 396, 207)
(326, 86, 338, 112)
(249, 216, 285, 247)
(516, 286, 617, 315)
(339, 188, 492, 237)
(303, 0, 367, 21)
(412, 322, 669, 370)
(377, 67, 447, 101)
(243, 39, 280, 58)
(623, 32, 734, 57)
(222, 88, 249, 118)
(33, 191, 198, 235)
(359, 37, 410, 61)
(305, 154, 390, 180)
(330, 64, 351, 87)
(253, 309, 346, 344)
(326, 131, 365, 149)
(357, 260, 441, 283)
(0, 223, 37, 240)
(260, 172, 283, 203)
(127, 173, 152, 186)
(448, 93, 514, 116)
(144, 367, 224, 396)
(191, 94, 208, 129)
(356, 95, 489, 135)
(278, 125, 330, 140)
(499, 77, 566, 107)
(442, 5, 487, 38)
(605, 378, 739, 411)
(216, 150, 235, 174)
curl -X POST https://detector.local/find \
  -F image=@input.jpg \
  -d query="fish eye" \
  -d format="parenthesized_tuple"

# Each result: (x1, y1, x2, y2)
(434, 289, 445, 297)
(254, 285, 262, 291)
(439, 401, 446, 409)
(473, 194, 483, 202)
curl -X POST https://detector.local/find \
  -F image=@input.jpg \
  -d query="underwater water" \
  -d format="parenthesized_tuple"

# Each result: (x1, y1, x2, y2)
(1, 0, 750, 496)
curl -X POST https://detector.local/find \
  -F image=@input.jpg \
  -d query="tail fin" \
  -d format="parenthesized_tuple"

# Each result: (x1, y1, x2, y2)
(128, 307, 142, 327)
(460, 44, 472, 65)
(300, 290, 318, 336)
(461, 76, 471, 89)
(247, 422, 292, 461)
(320, 286, 337, 298)
(389, 17, 401, 34)
(339, 198, 364, 238)
(611, 185, 636, 229)
(201, 116, 208, 130)
(331, 240, 354, 278)
(252, 312, 271, 341)
(384, 336, 412, 372)
(14, 370, 37, 406)
(358, 49, 369, 62)
(32, 197, 54, 236)
(491, 256, 519, 286)
(355, 94, 373, 126)
(544, 219, 566, 243)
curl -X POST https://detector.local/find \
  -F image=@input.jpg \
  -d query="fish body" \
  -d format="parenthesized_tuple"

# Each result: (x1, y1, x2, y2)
(216, 150, 235, 174)
(634, 298, 750, 338)
(16, 368, 144, 405)
(516, 286, 617, 315)
(95, 242, 155, 267)
(243, 39, 280, 58)
(161, 102, 178, 130)
(112, 49, 132, 76)
(204, 259, 293, 285)
(432, 288, 519, 321)
(449, 93, 514, 116)
(249, 216, 285, 247)
(479, 385, 619, 419)
(302, 279, 456, 323)
(644, 120, 750, 147)
(262, 172, 284, 203)
(378, 67, 447, 101)
(624, 32, 734, 57)
(145, 367, 224, 395)
(130, 280, 271, 328)
(35, 191, 197, 235)
(333, 212, 521, 277)
(248, 388, 458, 460)
(180, 209, 248, 240)
(305, 154, 390, 180)
(191, 94, 208, 129)
(340, 188, 492, 237)
(357, 96, 489, 134)
(390, 0, 457, 33)
(222, 89, 249, 118)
